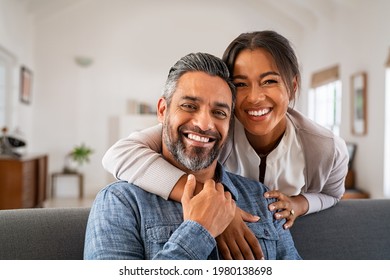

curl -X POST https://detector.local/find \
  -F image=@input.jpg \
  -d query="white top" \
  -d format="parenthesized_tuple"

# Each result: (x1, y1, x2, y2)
(225, 117, 305, 196)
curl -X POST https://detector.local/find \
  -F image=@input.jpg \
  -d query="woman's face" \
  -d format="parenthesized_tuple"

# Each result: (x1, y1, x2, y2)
(232, 48, 291, 137)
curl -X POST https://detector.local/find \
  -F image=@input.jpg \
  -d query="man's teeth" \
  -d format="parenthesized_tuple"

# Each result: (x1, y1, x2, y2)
(248, 108, 270, 116)
(188, 133, 210, 143)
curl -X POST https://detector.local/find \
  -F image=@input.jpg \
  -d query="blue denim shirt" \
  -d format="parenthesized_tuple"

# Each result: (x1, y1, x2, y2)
(84, 164, 301, 260)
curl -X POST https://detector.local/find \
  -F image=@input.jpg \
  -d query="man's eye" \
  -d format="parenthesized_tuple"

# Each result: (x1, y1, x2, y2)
(213, 110, 228, 119)
(181, 104, 196, 111)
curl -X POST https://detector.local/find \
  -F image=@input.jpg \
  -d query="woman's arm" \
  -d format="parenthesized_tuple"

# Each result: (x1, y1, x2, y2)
(302, 135, 349, 214)
(265, 135, 349, 228)
(102, 124, 185, 200)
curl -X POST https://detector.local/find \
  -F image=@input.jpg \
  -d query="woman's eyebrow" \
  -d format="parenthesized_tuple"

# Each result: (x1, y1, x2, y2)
(233, 71, 280, 80)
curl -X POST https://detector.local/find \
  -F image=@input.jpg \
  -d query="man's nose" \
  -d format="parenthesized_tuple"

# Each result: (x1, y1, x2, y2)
(192, 110, 214, 131)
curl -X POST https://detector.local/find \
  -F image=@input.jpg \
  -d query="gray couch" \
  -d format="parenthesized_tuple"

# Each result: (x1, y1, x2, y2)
(0, 199, 389, 260)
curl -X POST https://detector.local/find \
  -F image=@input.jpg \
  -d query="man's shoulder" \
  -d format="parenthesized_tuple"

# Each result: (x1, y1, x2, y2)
(100, 180, 151, 199)
(225, 171, 270, 192)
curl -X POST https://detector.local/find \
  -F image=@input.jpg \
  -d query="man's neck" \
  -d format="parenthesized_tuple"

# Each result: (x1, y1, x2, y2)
(162, 148, 217, 183)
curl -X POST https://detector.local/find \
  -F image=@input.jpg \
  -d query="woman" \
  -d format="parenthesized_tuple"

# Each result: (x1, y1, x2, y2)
(102, 30, 349, 259)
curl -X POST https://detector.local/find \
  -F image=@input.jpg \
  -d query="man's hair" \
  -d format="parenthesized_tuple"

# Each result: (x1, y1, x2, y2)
(162, 52, 236, 112)
(222, 30, 301, 105)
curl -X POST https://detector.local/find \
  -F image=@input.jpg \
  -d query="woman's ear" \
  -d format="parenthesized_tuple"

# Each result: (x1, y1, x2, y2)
(292, 76, 298, 93)
(157, 97, 167, 123)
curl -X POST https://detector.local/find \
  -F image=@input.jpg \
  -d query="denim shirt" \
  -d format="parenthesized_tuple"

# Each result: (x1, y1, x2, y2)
(84, 164, 301, 260)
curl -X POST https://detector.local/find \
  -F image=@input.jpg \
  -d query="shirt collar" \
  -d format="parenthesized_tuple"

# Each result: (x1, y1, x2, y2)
(215, 162, 239, 201)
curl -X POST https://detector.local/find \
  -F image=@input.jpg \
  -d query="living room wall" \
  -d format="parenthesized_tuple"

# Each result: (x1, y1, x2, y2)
(1, 0, 390, 199)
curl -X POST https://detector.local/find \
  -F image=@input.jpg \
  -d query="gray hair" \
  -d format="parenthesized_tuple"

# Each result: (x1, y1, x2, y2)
(162, 52, 236, 111)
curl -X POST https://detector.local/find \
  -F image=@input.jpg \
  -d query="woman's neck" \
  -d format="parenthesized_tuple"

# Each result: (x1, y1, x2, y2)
(245, 120, 286, 156)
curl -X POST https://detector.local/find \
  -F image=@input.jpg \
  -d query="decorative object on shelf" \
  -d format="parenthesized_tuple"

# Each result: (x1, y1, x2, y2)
(0, 126, 25, 158)
(20, 66, 33, 104)
(351, 72, 367, 135)
(63, 143, 94, 173)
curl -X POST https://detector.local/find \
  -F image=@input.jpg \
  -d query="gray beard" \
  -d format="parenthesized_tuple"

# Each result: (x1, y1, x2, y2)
(163, 124, 220, 172)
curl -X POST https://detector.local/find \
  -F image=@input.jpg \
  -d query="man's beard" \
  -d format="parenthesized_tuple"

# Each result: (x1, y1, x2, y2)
(163, 122, 222, 172)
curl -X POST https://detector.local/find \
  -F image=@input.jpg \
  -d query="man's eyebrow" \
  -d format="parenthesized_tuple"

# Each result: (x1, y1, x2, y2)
(181, 95, 231, 112)
(214, 101, 231, 112)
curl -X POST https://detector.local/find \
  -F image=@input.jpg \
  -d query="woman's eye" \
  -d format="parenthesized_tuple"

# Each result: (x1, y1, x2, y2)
(234, 82, 246, 88)
(263, 79, 278, 85)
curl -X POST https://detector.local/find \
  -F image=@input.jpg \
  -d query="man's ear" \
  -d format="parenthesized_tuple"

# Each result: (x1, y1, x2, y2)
(157, 97, 167, 123)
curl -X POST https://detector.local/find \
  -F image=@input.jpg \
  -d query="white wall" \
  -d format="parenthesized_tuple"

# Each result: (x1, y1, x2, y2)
(29, 0, 299, 197)
(0, 0, 35, 142)
(299, 1, 390, 198)
(1, 0, 390, 198)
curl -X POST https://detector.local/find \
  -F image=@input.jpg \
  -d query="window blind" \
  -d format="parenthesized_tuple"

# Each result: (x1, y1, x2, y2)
(311, 65, 339, 88)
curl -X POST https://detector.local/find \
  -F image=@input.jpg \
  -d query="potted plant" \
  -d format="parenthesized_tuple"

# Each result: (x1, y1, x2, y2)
(64, 143, 93, 173)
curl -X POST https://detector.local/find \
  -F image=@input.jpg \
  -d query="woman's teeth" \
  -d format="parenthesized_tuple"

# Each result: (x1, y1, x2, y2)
(248, 108, 271, 116)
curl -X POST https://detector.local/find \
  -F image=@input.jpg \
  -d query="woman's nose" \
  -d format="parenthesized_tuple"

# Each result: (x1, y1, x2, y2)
(247, 84, 266, 103)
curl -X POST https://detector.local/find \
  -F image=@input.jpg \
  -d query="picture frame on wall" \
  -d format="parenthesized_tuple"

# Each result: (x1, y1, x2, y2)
(20, 66, 33, 104)
(351, 72, 367, 135)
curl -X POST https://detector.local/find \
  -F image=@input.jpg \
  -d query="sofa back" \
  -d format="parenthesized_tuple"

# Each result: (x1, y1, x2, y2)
(291, 199, 390, 259)
(0, 199, 389, 260)
(0, 207, 90, 260)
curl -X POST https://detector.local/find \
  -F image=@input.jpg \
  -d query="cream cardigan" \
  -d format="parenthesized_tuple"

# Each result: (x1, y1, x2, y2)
(102, 108, 349, 214)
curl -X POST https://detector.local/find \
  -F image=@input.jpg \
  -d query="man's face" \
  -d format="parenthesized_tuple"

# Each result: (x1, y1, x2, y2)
(158, 71, 233, 172)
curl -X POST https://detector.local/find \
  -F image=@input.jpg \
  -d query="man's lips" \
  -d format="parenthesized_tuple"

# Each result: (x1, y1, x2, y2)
(184, 132, 216, 143)
(187, 133, 212, 143)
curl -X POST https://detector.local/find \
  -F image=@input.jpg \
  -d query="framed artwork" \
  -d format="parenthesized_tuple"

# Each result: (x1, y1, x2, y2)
(20, 66, 33, 104)
(346, 142, 357, 170)
(351, 72, 367, 135)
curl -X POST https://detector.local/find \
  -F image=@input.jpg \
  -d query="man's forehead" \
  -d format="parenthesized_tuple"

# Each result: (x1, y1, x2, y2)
(174, 72, 232, 102)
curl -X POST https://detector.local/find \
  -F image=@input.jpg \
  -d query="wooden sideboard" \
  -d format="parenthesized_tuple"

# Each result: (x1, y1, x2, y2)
(0, 154, 48, 210)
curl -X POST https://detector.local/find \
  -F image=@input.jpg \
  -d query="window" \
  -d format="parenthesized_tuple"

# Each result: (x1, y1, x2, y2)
(384, 52, 390, 197)
(0, 46, 16, 130)
(308, 65, 341, 136)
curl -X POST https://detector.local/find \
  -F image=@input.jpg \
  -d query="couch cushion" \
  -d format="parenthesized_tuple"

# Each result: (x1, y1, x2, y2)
(0, 207, 90, 260)
(290, 199, 390, 260)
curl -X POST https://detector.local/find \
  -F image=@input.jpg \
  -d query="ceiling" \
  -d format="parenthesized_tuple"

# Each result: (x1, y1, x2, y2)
(20, 0, 363, 35)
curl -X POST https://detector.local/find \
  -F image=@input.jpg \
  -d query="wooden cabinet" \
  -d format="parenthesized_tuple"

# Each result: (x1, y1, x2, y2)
(342, 169, 370, 199)
(0, 154, 48, 210)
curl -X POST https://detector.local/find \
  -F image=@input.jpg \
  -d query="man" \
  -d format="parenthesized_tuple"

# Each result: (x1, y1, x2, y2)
(84, 53, 301, 260)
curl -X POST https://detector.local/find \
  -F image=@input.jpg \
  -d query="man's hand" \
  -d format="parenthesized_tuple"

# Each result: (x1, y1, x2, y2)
(264, 191, 309, 229)
(182, 174, 236, 238)
(216, 208, 264, 260)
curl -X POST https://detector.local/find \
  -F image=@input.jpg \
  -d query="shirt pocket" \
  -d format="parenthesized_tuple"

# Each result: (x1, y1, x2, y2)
(144, 223, 181, 259)
(246, 221, 279, 260)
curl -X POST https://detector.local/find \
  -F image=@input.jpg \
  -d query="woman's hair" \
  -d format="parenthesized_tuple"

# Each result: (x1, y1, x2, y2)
(163, 52, 236, 110)
(222, 30, 301, 104)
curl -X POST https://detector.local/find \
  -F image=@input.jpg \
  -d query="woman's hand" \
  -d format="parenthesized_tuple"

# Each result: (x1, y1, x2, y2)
(216, 207, 264, 260)
(264, 191, 308, 229)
